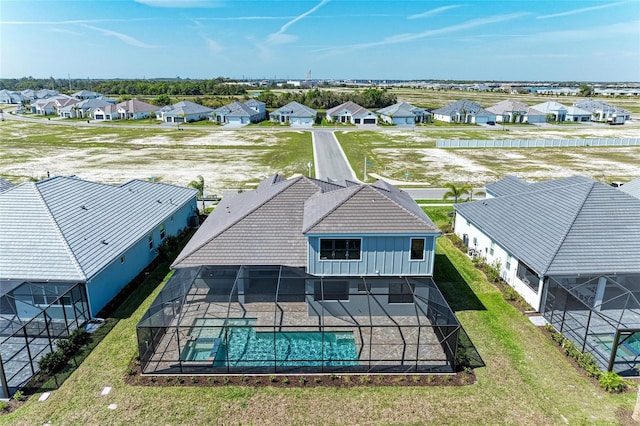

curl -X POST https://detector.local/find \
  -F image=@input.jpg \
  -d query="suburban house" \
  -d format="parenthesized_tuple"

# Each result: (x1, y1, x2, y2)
(0, 176, 197, 397)
(531, 101, 568, 122)
(31, 95, 78, 116)
(0, 90, 25, 104)
(486, 100, 546, 124)
(454, 175, 640, 375)
(212, 99, 266, 124)
(137, 174, 464, 376)
(92, 103, 119, 121)
(574, 99, 631, 124)
(431, 99, 496, 124)
(269, 101, 317, 126)
(71, 90, 103, 100)
(377, 102, 431, 125)
(326, 101, 378, 125)
(157, 100, 213, 123)
(565, 106, 592, 122)
(58, 97, 115, 119)
(116, 99, 160, 120)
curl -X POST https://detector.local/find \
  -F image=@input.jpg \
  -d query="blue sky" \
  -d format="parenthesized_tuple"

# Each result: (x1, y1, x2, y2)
(1, 0, 639, 81)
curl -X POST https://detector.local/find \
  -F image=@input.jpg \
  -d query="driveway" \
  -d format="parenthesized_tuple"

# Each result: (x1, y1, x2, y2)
(312, 130, 358, 182)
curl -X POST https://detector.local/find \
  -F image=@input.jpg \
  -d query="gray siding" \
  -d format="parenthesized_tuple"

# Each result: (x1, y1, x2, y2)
(307, 235, 435, 276)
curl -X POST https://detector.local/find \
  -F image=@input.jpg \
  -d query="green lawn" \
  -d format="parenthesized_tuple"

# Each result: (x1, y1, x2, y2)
(2, 206, 634, 425)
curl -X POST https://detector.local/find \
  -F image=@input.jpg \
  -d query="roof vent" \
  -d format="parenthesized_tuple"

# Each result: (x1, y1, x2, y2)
(81, 205, 88, 210)
(101, 239, 108, 245)
(157, 199, 162, 203)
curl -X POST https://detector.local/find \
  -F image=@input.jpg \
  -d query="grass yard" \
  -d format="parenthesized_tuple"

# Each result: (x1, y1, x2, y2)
(2, 207, 634, 425)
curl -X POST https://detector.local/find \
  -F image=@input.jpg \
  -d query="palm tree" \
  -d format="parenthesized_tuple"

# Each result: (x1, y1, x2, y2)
(188, 175, 205, 212)
(442, 182, 472, 203)
(466, 187, 486, 201)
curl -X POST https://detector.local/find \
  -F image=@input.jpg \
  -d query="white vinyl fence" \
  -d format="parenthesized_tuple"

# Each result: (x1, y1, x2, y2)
(436, 138, 640, 148)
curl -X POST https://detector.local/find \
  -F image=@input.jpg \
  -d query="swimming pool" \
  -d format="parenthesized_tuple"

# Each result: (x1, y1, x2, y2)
(591, 333, 640, 359)
(187, 318, 358, 367)
(181, 338, 221, 361)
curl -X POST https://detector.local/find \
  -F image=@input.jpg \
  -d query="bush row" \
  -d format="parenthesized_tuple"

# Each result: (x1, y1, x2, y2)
(38, 328, 90, 376)
(544, 324, 629, 393)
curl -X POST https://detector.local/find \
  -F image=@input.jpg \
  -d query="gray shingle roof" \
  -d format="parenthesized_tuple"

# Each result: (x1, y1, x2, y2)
(486, 100, 545, 117)
(0, 177, 197, 282)
(213, 101, 258, 117)
(326, 101, 373, 118)
(431, 99, 496, 118)
(485, 175, 593, 197)
(163, 101, 213, 117)
(172, 175, 438, 268)
(270, 101, 317, 118)
(574, 99, 630, 115)
(531, 101, 568, 114)
(377, 102, 428, 117)
(244, 99, 265, 108)
(116, 99, 159, 114)
(455, 179, 640, 276)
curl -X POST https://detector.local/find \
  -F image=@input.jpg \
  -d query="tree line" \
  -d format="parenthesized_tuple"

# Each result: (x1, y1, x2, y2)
(0, 77, 247, 96)
(256, 88, 397, 109)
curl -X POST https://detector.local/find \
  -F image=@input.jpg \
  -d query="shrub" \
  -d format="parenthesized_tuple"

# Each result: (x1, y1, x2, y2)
(69, 328, 90, 347)
(38, 351, 66, 376)
(13, 390, 25, 401)
(176, 377, 184, 384)
(599, 371, 627, 393)
(56, 338, 76, 358)
(190, 377, 199, 384)
(314, 377, 322, 384)
(486, 261, 501, 283)
(269, 375, 277, 383)
(223, 377, 230, 385)
(360, 375, 371, 384)
(299, 377, 307, 385)
(281, 377, 289, 385)
(0, 401, 8, 411)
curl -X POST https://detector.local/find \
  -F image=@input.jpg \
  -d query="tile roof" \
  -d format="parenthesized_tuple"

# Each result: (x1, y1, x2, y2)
(565, 106, 591, 116)
(485, 175, 593, 197)
(116, 99, 159, 113)
(486, 100, 545, 117)
(456, 178, 640, 276)
(620, 178, 640, 199)
(531, 101, 568, 114)
(172, 175, 438, 268)
(0, 178, 14, 193)
(574, 99, 630, 115)
(244, 99, 266, 108)
(0, 177, 196, 282)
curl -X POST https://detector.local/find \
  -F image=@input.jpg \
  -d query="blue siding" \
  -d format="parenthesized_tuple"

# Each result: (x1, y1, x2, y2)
(307, 235, 437, 276)
(85, 199, 196, 316)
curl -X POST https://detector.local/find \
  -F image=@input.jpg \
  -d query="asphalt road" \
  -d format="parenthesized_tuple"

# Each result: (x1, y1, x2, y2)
(312, 130, 358, 181)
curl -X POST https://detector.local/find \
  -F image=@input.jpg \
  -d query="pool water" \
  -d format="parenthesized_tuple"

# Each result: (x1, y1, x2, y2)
(181, 338, 221, 361)
(591, 333, 640, 359)
(205, 318, 358, 367)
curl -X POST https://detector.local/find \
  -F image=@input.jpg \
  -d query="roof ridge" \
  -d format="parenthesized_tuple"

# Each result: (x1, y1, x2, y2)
(302, 184, 363, 233)
(541, 182, 595, 275)
(370, 184, 433, 225)
(33, 181, 87, 280)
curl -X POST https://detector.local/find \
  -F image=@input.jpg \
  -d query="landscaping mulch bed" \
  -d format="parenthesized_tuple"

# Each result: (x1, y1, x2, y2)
(124, 359, 476, 388)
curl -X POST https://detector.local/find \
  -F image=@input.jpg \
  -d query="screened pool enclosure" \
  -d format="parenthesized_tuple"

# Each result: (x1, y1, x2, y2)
(0, 281, 89, 399)
(137, 266, 463, 375)
(544, 274, 640, 376)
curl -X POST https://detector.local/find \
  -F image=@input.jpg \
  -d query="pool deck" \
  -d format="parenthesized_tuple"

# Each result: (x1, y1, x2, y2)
(143, 287, 450, 374)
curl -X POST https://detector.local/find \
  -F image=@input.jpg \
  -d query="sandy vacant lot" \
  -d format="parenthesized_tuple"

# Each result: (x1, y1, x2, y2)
(1, 119, 639, 192)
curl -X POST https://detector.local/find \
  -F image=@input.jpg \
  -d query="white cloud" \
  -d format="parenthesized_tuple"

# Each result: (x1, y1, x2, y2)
(408, 5, 461, 20)
(201, 35, 223, 53)
(133, 0, 222, 8)
(82, 24, 158, 48)
(267, 0, 329, 45)
(49, 27, 82, 36)
(537, 1, 628, 19)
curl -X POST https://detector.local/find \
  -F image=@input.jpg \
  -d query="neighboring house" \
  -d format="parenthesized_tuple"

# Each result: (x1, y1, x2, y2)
(619, 177, 640, 199)
(157, 100, 214, 123)
(565, 106, 592, 122)
(431, 99, 496, 124)
(93, 103, 119, 120)
(0, 90, 25, 104)
(212, 100, 265, 124)
(243, 98, 267, 120)
(326, 101, 378, 125)
(486, 100, 546, 124)
(71, 90, 102, 100)
(0, 176, 197, 397)
(137, 174, 466, 376)
(531, 101, 568, 122)
(116, 99, 159, 120)
(269, 101, 317, 126)
(454, 175, 640, 375)
(377, 102, 431, 125)
(574, 99, 631, 124)
(59, 98, 112, 119)
(0, 177, 15, 193)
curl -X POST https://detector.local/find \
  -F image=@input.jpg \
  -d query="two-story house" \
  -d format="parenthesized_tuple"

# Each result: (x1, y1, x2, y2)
(137, 174, 463, 376)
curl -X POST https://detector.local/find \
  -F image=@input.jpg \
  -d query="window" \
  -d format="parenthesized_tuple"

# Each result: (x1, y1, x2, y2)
(490, 242, 495, 256)
(314, 281, 349, 301)
(148, 234, 153, 250)
(159, 223, 166, 240)
(472, 237, 478, 247)
(319, 239, 361, 260)
(506, 255, 512, 270)
(410, 238, 425, 260)
(517, 262, 539, 293)
(388, 281, 415, 304)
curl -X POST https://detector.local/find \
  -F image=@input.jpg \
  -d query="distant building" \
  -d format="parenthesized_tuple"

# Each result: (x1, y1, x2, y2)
(377, 102, 431, 125)
(270, 101, 317, 126)
(486, 100, 546, 124)
(431, 99, 496, 124)
(326, 101, 378, 125)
